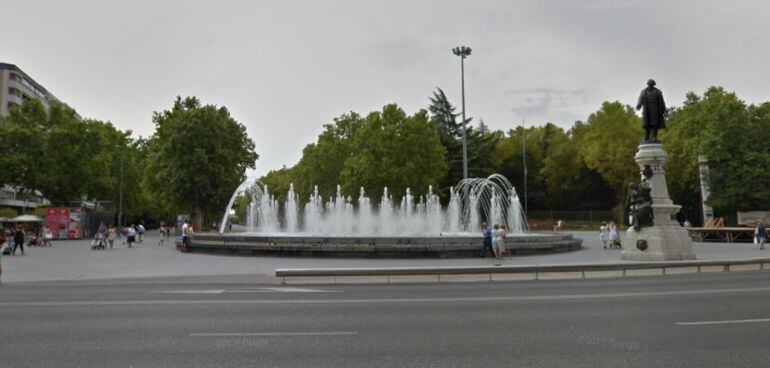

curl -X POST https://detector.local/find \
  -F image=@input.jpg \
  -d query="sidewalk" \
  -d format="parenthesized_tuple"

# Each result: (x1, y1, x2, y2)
(1, 231, 767, 283)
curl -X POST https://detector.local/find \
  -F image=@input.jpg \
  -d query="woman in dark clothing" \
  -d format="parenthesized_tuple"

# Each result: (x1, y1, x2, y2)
(13, 226, 25, 255)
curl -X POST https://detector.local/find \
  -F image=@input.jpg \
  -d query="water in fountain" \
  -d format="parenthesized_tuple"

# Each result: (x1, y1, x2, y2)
(221, 174, 528, 236)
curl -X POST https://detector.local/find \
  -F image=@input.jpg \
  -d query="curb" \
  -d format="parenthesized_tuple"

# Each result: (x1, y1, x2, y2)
(276, 257, 770, 284)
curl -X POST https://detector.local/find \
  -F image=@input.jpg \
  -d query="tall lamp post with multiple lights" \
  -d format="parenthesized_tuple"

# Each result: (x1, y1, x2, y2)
(452, 45, 472, 179)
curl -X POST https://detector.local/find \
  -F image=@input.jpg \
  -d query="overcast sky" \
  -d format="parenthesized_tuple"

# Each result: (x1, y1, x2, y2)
(2, 0, 769, 176)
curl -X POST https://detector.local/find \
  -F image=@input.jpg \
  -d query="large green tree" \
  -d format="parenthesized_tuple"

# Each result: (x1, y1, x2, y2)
(0, 100, 142, 215)
(339, 104, 447, 200)
(573, 101, 642, 206)
(663, 87, 770, 223)
(145, 96, 258, 228)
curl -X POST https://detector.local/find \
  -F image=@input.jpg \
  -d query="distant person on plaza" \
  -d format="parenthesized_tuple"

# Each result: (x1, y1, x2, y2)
(182, 220, 192, 249)
(556, 219, 564, 232)
(13, 225, 25, 255)
(137, 221, 146, 243)
(491, 224, 500, 259)
(107, 224, 117, 249)
(608, 221, 620, 249)
(126, 224, 137, 248)
(480, 222, 493, 258)
(599, 222, 610, 249)
(756, 221, 767, 250)
(496, 224, 507, 261)
(42, 224, 53, 246)
(0, 228, 5, 283)
(158, 221, 167, 246)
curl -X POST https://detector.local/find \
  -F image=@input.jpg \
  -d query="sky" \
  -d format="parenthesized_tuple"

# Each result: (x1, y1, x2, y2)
(2, 0, 769, 177)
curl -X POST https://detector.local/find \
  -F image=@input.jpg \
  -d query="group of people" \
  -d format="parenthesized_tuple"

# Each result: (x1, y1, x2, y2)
(91, 221, 176, 249)
(480, 222, 508, 262)
(599, 221, 621, 249)
(1, 224, 54, 255)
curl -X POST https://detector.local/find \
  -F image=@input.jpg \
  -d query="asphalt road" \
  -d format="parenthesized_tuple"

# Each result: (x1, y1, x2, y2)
(2, 272, 770, 368)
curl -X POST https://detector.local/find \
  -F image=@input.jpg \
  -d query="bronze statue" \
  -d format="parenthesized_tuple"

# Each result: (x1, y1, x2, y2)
(628, 165, 654, 230)
(636, 79, 667, 143)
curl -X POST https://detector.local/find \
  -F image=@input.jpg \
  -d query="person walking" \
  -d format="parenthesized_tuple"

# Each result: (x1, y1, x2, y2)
(126, 224, 136, 248)
(0, 228, 5, 283)
(496, 225, 508, 261)
(608, 221, 620, 249)
(107, 224, 117, 249)
(480, 222, 493, 258)
(181, 220, 191, 250)
(599, 222, 610, 249)
(158, 222, 167, 246)
(756, 221, 767, 250)
(491, 224, 500, 260)
(12, 225, 25, 255)
(137, 221, 146, 243)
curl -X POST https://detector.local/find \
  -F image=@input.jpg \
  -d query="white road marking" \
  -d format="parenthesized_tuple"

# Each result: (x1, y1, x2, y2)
(158, 287, 339, 295)
(6, 286, 770, 307)
(189, 331, 357, 337)
(677, 318, 770, 326)
(160, 290, 226, 294)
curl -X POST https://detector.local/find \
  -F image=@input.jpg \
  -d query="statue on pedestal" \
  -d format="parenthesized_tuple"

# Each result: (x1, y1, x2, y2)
(636, 79, 667, 143)
(628, 165, 655, 231)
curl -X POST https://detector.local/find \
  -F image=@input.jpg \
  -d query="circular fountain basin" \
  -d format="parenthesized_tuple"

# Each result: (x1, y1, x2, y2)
(184, 233, 582, 258)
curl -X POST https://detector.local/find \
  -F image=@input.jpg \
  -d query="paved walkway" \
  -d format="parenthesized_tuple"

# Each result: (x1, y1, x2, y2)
(1, 231, 767, 283)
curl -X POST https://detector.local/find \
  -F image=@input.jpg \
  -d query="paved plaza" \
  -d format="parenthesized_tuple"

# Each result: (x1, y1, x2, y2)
(2, 230, 767, 284)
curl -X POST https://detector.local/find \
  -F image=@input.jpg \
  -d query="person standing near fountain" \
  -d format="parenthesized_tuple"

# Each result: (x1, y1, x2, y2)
(480, 222, 493, 258)
(496, 225, 507, 261)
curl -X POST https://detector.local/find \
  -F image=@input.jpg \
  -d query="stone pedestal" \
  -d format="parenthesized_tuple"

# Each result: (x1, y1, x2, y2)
(621, 143, 696, 261)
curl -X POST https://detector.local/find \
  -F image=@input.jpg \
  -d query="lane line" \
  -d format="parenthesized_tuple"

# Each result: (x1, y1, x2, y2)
(189, 331, 357, 337)
(4, 286, 770, 307)
(156, 287, 340, 295)
(677, 318, 770, 326)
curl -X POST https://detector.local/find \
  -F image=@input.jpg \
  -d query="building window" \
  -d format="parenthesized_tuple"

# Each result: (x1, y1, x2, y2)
(8, 87, 22, 97)
(7, 101, 20, 111)
(9, 73, 22, 82)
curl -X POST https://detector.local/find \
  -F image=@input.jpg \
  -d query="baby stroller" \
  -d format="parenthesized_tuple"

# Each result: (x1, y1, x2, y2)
(91, 233, 106, 250)
(28, 234, 39, 247)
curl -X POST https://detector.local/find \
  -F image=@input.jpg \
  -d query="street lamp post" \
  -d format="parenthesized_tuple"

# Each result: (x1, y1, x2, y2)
(452, 46, 472, 179)
(522, 119, 528, 217)
(118, 153, 124, 228)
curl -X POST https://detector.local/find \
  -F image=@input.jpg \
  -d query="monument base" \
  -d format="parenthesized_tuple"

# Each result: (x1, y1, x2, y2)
(621, 226, 696, 261)
(621, 143, 696, 261)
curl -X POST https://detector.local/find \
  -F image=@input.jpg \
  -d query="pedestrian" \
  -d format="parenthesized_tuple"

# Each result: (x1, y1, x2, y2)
(107, 224, 117, 249)
(599, 222, 610, 249)
(496, 224, 508, 261)
(480, 222, 493, 258)
(158, 221, 166, 245)
(42, 224, 53, 247)
(0, 228, 5, 283)
(138, 221, 146, 243)
(13, 225, 25, 255)
(608, 221, 620, 249)
(756, 220, 767, 250)
(556, 219, 564, 232)
(491, 224, 500, 260)
(126, 224, 136, 248)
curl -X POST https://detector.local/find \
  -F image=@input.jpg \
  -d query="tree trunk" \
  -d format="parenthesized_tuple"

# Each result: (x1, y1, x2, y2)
(195, 206, 203, 232)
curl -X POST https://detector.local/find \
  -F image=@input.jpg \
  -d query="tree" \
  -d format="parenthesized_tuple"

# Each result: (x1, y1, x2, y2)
(428, 88, 498, 198)
(0, 100, 140, 212)
(339, 104, 447, 200)
(145, 96, 258, 228)
(663, 87, 770, 223)
(573, 102, 642, 206)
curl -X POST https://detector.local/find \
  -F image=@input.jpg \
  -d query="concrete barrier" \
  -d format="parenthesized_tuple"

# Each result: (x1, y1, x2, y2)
(275, 257, 770, 284)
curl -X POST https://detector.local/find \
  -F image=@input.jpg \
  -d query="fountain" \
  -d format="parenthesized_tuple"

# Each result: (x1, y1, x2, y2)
(198, 174, 581, 257)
